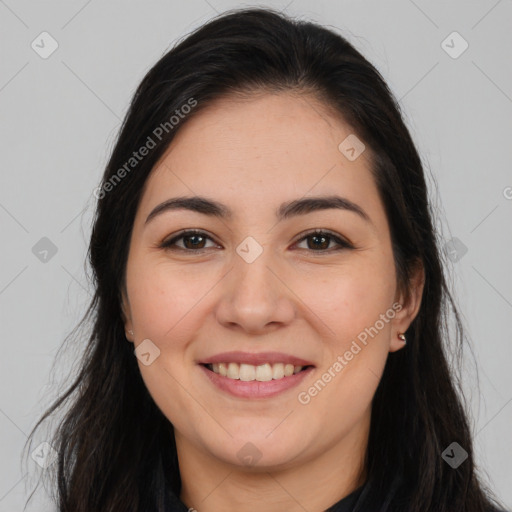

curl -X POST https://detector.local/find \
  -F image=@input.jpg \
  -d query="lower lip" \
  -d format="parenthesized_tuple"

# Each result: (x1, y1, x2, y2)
(199, 365, 314, 399)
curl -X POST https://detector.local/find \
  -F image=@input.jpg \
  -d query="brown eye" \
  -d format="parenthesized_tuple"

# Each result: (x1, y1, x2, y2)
(181, 233, 207, 249)
(160, 230, 218, 252)
(294, 230, 353, 252)
(159, 229, 353, 254)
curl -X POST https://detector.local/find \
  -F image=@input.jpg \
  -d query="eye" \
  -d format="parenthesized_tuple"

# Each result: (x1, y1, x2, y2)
(159, 228, 353, 253)
(160, 230, 219, 252)
(293, 229, 353, 252)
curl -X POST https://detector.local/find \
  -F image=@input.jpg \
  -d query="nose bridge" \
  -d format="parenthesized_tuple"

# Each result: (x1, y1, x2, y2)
(234, 241, 275, 298)
(215, 237, 295, 332)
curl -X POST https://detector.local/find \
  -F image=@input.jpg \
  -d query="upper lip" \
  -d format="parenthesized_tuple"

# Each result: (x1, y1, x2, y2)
(200, 351, 315, 367)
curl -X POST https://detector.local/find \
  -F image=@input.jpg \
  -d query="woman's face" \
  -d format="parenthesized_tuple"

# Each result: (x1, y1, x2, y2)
(122, 92, 422, 471)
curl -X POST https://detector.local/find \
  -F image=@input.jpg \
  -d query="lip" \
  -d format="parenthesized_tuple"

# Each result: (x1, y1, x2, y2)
(199, 351, 315, 367)
(199, 364, 315, 399)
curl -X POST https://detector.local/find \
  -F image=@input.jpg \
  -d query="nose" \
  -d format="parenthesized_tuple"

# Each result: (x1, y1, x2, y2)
(214, 246, 296, 334)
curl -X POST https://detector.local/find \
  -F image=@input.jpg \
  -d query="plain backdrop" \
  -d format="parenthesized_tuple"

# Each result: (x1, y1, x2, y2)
(0, 1, 511, 510)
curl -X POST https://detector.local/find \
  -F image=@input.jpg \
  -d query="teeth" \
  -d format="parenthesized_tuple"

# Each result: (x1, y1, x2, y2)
(239, 363, 256, 381)
(227, 362, 239, 379)
(272, 363, 284, 379)
(256, 363, 273, 381)
(208, 362, 305, 381)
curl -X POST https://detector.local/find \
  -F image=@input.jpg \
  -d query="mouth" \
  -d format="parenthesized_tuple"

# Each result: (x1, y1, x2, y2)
(198, 352, 315, 399)
(201, 362, 314, 381)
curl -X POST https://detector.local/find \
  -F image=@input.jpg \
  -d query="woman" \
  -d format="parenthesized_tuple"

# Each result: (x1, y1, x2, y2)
(24, 7, 508, 512)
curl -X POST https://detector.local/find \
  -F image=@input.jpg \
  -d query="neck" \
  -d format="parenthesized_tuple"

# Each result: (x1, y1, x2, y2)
(176, 412, 370, 512)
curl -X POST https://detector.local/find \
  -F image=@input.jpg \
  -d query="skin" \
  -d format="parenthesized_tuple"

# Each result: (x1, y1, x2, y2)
(121, 92, 424, 512)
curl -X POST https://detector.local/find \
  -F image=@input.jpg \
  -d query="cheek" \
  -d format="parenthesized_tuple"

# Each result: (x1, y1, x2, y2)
(293, 255, 395, 406)
(126, 259, 214, 341)
(126, 260, 208, 428)
(291, 258, 396, 342)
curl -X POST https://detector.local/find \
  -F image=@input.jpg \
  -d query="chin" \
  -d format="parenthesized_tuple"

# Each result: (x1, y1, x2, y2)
(203, 426, 310, 470)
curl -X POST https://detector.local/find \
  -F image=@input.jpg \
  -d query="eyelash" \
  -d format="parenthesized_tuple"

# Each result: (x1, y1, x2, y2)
(159, 229, 354, 254)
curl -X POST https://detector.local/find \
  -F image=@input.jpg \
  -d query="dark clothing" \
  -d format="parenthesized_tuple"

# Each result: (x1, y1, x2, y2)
(324, 484, 364, 512)
(163, 479, 509, 512)
(164, 484, 364, 511)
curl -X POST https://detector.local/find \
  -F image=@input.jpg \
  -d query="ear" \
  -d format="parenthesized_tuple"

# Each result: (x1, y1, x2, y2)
(389, 259, 425, 353)
(120, 287, 134, 342)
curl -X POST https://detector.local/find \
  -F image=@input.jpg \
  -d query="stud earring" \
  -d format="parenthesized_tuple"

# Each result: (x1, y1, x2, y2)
(397, 332, 406, 344)
(126, 329, 134, 340)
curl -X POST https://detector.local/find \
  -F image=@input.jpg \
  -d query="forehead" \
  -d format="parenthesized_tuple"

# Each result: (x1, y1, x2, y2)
(138, 92, 384, 228)
(162, 92, 361, 173)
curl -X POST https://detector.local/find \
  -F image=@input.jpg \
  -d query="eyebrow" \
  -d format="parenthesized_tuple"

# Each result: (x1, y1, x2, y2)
(145, 195, 372, 226)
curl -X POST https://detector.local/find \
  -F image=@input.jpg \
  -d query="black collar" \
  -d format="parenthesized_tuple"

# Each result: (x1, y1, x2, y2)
(163, 477, 394, 512)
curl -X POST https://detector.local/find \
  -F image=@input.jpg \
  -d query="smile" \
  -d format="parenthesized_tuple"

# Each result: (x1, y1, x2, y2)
(205, 362, 309, 381)
(199, 352, 315, 399)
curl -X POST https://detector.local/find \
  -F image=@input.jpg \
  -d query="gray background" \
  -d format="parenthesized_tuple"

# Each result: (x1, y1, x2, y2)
(1, 0, 511, 510)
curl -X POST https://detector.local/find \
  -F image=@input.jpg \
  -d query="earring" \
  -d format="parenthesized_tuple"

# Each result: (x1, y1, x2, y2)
(397, 332, 406, 344)
(126, 329, 134, 340)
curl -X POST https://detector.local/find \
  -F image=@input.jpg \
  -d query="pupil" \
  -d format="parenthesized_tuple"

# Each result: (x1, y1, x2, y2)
(182, 234, 330, 250)
(309, 234, 328, 250)
(186, 234, 204, 249)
